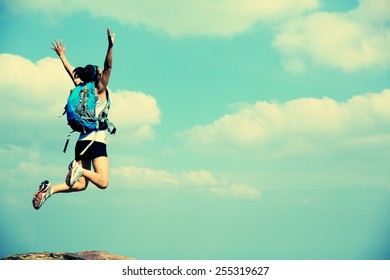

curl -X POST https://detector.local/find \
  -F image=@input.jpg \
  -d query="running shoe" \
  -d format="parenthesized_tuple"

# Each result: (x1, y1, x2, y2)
(66, 160, 83, 187)
(32, 180, 53, 210)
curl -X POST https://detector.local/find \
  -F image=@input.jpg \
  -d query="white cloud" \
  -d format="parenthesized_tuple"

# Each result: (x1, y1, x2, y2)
(180, 89, 390, 156)
(110, 91, 160, 125)
(111, 165, 259, 199)
(211, 184, 261, 199)
(0, 54, 70, 119)
(0, 144, 24, 156)
(274, 0, 390, 71)
(111, 166, 178, 187)
(179, 170, 220, 187)
(281, 56, 307, 74)
(0, 53, 161, 144)
(109, 90, 161, 144)
(0, 144, 66, 188)
(111, 166, 219, 188)
(5, 0, 319, 37)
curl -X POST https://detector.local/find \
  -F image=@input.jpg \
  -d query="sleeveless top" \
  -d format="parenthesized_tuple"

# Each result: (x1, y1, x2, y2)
(78, 96, 108, 144)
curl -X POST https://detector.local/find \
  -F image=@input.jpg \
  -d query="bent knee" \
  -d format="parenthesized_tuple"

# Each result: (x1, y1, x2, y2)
(73, 179, 88, 191)
(77, 182, 88, 191)
(98, 180, 109, 189)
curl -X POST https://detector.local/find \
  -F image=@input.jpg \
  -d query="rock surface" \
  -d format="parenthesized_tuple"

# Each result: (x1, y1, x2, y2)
(2, 250, 134, 260)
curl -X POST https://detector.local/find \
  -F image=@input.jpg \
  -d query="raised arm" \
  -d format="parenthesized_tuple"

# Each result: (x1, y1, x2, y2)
(97, 28, 115, 93)
(50, 40, 80, 86)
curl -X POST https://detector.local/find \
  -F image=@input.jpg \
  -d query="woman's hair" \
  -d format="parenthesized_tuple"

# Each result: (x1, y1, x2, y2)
(73, 64, 99, 83)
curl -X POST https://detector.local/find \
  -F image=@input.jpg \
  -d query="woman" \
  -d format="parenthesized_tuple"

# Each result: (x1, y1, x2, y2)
(32, 27, 115, 210)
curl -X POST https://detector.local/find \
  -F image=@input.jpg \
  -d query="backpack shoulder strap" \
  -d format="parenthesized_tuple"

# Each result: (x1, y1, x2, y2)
(100, 88, 111, 116)
(106, 88, 110, 103)
(86, 81, 96, 92)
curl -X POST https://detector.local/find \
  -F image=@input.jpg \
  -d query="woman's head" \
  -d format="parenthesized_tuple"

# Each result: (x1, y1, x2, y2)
(73, 64, 102, 83)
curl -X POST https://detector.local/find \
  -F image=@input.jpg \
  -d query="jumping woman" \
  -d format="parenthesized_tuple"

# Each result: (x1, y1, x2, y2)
(32, 27, 115, 210)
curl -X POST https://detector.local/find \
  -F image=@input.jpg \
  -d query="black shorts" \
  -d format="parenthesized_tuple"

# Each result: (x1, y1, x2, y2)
(75, 141, 108, 161)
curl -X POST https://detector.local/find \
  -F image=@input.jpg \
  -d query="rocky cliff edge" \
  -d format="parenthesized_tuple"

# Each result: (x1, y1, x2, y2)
(1, 250, 135, 260)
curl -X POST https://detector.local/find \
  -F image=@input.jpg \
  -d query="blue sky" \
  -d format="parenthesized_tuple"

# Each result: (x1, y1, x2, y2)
(0, 0, 389, 260)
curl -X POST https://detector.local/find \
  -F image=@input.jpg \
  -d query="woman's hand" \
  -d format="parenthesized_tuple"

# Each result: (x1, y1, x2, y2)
(107, 27, 115, 47)
(50, 39, 66, 57)
(50, 39, 78, 85)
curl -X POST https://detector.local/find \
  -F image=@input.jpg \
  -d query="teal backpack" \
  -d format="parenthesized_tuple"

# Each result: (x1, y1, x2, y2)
(62, 82, 116, 154)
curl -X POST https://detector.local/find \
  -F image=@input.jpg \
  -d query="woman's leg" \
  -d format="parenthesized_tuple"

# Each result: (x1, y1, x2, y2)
(32, 160, 91, 209)
(82, 156, 109, 189)
(51, 160, 91, 194)
(53, 156, 109, 192)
